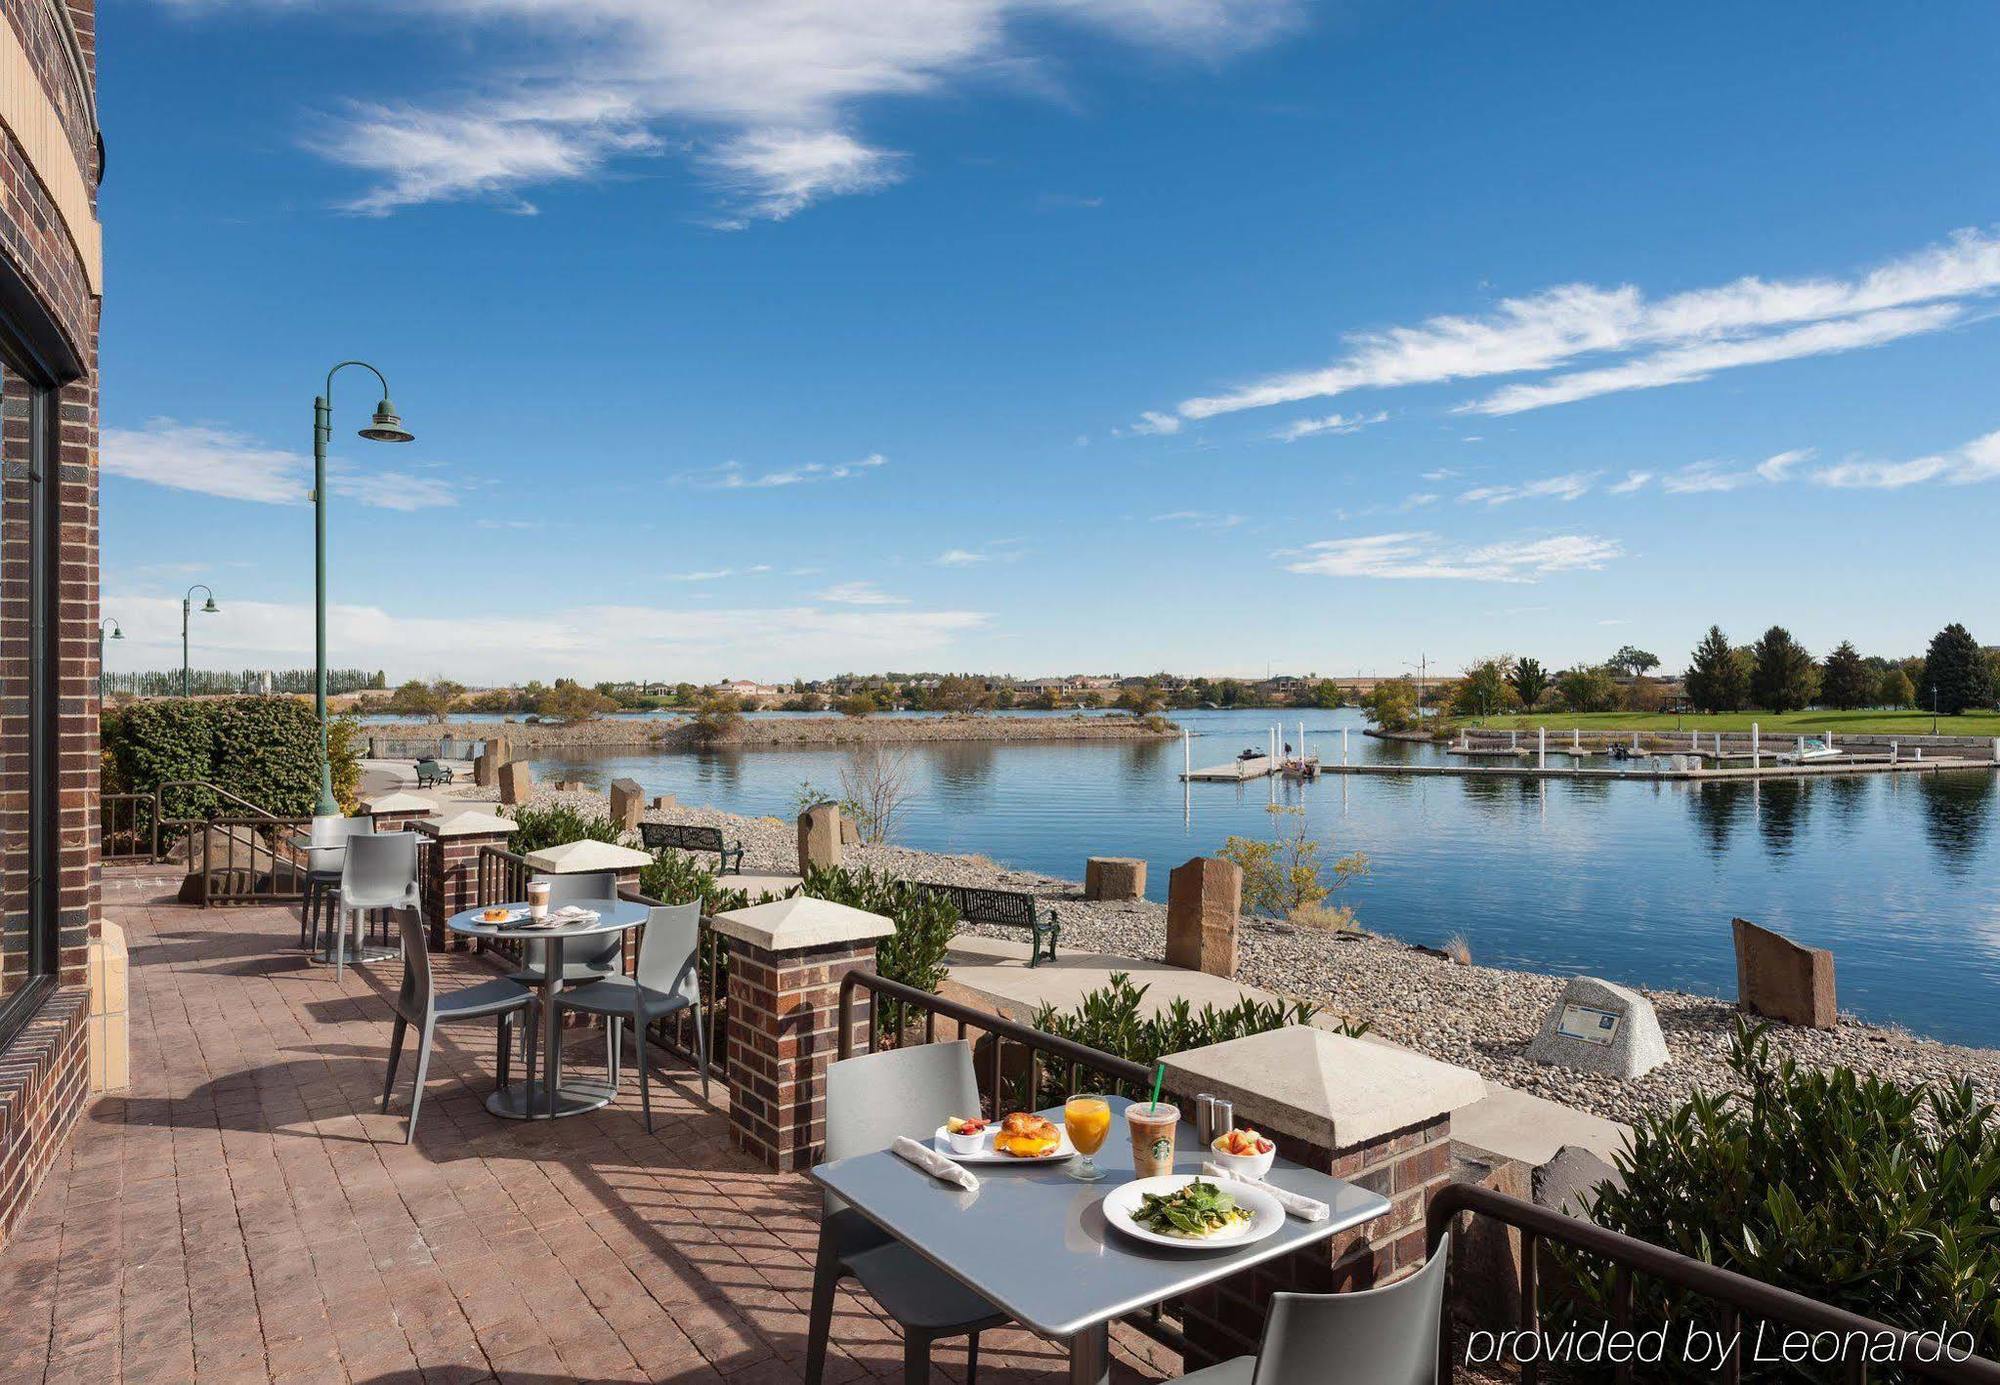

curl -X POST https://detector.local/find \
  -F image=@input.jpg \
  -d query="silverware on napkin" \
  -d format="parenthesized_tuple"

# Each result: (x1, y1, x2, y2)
(1201, 1162, 1328, 1222)
(894, 1136, 980, 1191)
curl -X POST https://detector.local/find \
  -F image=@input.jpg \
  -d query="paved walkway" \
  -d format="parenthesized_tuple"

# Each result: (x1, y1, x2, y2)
(0, 871, 1175, 1385)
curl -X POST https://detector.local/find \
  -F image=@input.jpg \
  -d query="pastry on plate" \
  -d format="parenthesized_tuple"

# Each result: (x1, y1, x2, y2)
(994, 1111, 1060, 1157)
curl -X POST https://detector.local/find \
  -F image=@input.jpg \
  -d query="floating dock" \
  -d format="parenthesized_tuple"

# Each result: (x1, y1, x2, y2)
(1183, 755, 1277, 782)
(1320, 756, 1994, 783)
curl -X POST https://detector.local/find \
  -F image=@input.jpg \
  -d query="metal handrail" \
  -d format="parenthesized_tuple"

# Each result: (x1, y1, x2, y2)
(1426, 1182, 2000, 1384)
(157, 778, 284, 821)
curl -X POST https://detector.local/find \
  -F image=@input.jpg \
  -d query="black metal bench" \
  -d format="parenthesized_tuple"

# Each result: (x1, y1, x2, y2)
(638, 822, 746, 875)
(914, 882, 1059, 967)
(414, 758, 453, 787)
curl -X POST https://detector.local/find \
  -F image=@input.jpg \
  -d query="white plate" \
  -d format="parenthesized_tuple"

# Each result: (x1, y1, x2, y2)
(1103, 1175, 1286, 1250)
(932, 1122, 1075, 1163)
(473, 907, 528, 925)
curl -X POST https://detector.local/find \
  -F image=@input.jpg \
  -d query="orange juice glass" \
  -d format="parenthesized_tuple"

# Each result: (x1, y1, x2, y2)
(1064, 1094, 1112, 1181)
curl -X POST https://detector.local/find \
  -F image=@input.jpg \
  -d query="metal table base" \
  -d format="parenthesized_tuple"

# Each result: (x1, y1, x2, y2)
(486, 1076, 617, 1121)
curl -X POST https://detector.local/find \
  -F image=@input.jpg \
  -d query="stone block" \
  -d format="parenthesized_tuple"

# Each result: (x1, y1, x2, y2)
(609, 778, 646, 832)
(1084, 856, 1146, 901)
(797, 801, 843, 873)
(840, 816, 861, 846)
(498, 760, 533, 805)
(475, 737, 508, 787)
(1166, 856, 1240, 977)
(1532, 1144, 1625, 1220)
(1732, 916, 1836, 1028)
(556, 779, 585, 792)
(651, 794, 679, 812)
(1524, 976, 1668, 1079)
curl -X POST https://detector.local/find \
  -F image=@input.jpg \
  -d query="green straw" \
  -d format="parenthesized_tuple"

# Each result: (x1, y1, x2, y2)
(1148, 1062, 1165, 1111)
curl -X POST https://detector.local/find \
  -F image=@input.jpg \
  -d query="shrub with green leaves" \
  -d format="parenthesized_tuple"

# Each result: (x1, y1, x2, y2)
(103, 696, 360, 819)
(800, 864, 959, 1030)
(1564, 1022, 2000, 1375)
(501, 803, 624, 855)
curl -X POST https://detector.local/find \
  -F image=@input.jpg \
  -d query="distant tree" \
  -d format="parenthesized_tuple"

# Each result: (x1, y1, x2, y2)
(1025, 686, 1062, 711)
(385, 677, 463, 723)
(538, 679, 617, 723)
(1074, 689, 1104, 709)
(1878, 666, 1916, 710)
(1554, 666, 1620, 713)
(1607, 645, 1661, 678)
(1819, 641, 1873, 710)
(1749, 626, 1818, 712)
(930, 674, 991, 712)
(1623, 675, 1666, 714)
(835, 692, 877, 717)
(1685, 626, 1749, 713)
(690, 692, 744, 739)
(1116, 681, 1166, 717)
(1309, 680, 1344, 709)
(1361, 679, 1420, 732)
(1921, 623, 1994, 715)
(1449, 659, 1517, 720)
(1508, 657, 1551, 710)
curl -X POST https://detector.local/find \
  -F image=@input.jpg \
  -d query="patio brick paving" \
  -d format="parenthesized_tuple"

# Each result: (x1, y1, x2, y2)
(0, 870, 1180, 1385)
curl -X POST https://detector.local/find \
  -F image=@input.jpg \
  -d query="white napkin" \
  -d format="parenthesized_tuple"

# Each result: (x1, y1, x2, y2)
(546, 905, 601, 925)
(894, 1136, 980, 1192)
(1203, 1163, 1328, 1222)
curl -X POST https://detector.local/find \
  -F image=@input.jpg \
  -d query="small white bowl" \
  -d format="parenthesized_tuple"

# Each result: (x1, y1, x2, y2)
(946, 1124, 989, 1156)
(1209, 1134, 1276, 1181)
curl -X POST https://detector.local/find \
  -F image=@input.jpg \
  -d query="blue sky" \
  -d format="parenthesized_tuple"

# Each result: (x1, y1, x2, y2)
(99, 1, 2000, 684)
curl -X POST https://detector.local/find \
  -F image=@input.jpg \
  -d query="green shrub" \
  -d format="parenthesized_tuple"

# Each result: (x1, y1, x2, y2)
(1567, 1022, 2000, 1375)
(801, 864, 959, 1030)
(502, 803, 623, 855)
(103, 696, 358, 819)
(1028, 972, 1316, 1105)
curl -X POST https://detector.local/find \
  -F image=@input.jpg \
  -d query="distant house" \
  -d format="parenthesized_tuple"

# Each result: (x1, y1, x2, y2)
(715, 678, 784, 700)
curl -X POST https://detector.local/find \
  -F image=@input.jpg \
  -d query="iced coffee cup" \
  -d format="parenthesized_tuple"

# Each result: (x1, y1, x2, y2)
(526, 878, 551, 920)
(1126, 1101, 1179, 1179)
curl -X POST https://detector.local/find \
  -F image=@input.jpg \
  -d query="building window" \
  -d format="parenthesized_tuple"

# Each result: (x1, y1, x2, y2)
(0, 354, 58, 1049)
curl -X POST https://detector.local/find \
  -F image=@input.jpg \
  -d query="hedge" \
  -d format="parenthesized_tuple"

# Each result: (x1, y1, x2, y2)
(103, 697, 360, 819)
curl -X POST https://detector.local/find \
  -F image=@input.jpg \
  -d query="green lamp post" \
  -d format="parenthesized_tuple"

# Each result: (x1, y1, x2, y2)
(313, 361, 414, 818)
(98, 617, 123, 699)
(180, 586, 217, 697)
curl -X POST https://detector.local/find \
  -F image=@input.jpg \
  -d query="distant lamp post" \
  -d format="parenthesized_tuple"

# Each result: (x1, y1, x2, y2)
(180, 586, 217, 697)
(1932, 685, 1939, 736)
(314, 361, 414, 818)
(99, 617, 123, 698)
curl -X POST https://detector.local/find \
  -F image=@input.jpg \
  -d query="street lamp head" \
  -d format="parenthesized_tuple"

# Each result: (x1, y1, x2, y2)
(201, 596, 219, 614)
(109, 626, 124, 640)
(358, 399, 414, 443)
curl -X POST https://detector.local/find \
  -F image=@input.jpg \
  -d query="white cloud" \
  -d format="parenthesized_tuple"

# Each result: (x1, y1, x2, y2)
(683, 452, 886, 490)
(102, 591, 986, 684)
(1456, 470, 1597, 506)
(1123, 411, 1183, 437)
(1659, 449, 1813, 494)
(1608, 470, 1653, 495)
(1811, 428, 2000, 489)
(1177, 228, 2000, 419)
(272, 0, 1303, 221)
(1282, 531, 1622, 582)
(815, 580, 907, 606)
(1271, 410, 1386, 442)
(1420, 468, 1459, 482)
(935, 548, 988, 567)
(1151, 510, 1244, 530)
(102, 418, 456, 510)
(666, 565, 771, 582)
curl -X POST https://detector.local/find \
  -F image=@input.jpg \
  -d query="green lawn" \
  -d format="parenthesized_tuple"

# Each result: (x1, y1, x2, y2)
(1473, 709, 2000, 735)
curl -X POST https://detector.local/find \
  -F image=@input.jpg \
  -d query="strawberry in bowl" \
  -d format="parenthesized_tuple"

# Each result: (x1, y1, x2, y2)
(1209, 1126, 1276, 1180)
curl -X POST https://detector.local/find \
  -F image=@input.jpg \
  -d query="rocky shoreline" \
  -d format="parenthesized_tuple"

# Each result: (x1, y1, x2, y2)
(371, 712, 1177, 751)
(434, 779, 2000, 1125)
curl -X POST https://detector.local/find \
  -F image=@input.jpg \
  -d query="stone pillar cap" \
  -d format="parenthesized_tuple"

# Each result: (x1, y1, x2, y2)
(362, 791, 434, 815)
(711, 895, 893, 951)
(420, 810, 520, 837)
(1162, 1025, 1486, 1150)
(524, 838, 654, 873)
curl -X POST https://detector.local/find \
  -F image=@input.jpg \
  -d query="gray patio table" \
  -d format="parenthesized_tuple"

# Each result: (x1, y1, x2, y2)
(446, 898, 649, 1121)
(811, 1094, 1391, 1385)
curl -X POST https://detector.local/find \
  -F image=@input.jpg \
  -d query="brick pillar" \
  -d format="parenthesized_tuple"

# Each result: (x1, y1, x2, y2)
(363, 791, 436, 834)
(712, 897, 894, 1172)
(413, 811, 519, 950)
(1161, 1026, 1483, 1370)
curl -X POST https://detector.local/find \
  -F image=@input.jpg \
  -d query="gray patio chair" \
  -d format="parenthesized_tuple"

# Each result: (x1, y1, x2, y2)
(1166, 1232, 1451, 1385)
(299, 815, 371, 952)
(333, 831, 420, 983)
(380, 910, 531, 1143)
(504, 870, 623, 1077)
(551, 900, 708, 1129)
(806, 1041, 1010, 1385)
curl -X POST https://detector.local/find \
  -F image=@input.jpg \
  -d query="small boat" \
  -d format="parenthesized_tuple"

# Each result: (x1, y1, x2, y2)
(1607, 744, 1648, 762)
(1779, 738, 1843, 764)
(1237, 747, 1263, 762)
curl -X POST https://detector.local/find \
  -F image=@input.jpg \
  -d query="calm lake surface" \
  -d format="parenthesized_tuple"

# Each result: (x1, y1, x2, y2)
(511, 708, 2000, 1049)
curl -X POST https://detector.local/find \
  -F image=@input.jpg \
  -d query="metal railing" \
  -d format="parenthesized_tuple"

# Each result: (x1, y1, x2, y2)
(1426, 1182, 2000, 1384)
(472, 844, 723, 1079)
(185, 815, 315, 905)
(103, 779, 294, 866)
(101, 792, 159, 861)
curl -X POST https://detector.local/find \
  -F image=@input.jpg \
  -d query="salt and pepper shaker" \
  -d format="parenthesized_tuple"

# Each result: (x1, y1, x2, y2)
(1193, 1094, 1216, 1146)
(1211, 1098, 1235, 1143)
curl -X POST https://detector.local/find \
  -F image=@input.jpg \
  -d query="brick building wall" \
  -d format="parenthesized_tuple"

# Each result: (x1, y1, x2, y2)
(0, 0, 98, 1250)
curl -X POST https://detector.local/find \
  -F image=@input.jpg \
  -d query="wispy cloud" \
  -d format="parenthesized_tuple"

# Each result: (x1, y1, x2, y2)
(1457, 470, 1597, 506)
(1271, 410, 1386, 442)
(815, 580, 908, 606)
(1811, 428, 2000, 489)
(933, 541, 1026, 567)
(102, 419, 456, 511)
(1659, 449, 1813, 494)
(935, 549, 988, 567)
(1281, 532, 1622, 582)
(1608, 470, 1653, 495)
(1176, 228, 2000, 420)
(1151, 510, 1244, 530)
(1120, 411, 1183, 437)
(269, 1, 1305, 221)
(667, 565, 771, 583)
(683, 453, 886, 490)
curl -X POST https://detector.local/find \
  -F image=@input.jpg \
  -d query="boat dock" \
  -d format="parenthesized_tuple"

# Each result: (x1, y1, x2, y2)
(1320, 756, 1994, 783)
(1183, 755, 1278, 781)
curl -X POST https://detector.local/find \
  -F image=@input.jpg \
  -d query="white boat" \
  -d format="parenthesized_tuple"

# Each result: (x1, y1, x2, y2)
(1779, 738, 1843, 764)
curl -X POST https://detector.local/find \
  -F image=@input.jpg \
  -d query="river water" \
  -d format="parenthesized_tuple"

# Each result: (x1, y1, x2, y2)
(415, 708, 1997, 1048)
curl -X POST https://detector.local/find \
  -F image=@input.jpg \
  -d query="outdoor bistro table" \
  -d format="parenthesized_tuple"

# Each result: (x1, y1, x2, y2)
(812, 1094, 1391, 1385)
(446, 898, 650, 1121)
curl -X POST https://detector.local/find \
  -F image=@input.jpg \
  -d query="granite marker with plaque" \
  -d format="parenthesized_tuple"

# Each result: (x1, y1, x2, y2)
(1525, 975, 1668, 1079)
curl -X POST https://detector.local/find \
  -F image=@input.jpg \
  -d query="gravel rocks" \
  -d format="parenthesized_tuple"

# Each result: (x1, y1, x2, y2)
(442, 780, 2000, 1124)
